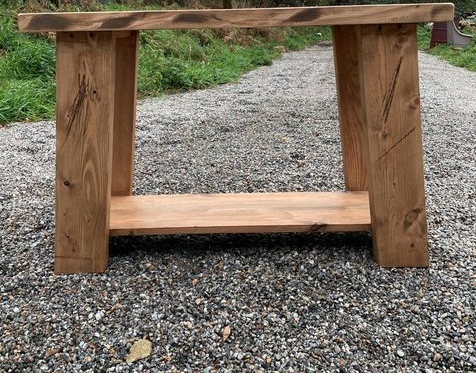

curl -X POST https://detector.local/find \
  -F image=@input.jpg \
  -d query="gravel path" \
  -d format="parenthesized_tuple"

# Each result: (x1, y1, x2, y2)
(0, 45, 475, 373)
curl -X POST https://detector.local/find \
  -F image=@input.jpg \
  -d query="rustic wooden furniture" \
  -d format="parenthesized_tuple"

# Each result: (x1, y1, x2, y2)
(18, 4, 454, 273)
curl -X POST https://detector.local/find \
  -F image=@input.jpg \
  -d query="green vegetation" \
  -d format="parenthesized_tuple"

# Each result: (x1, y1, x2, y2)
(0, 6, 56, 122)
(418, 23, 476, 72)
(0, 1, 475, 124)
(0, 1, 330, 124)
(136, 27, 329, 95)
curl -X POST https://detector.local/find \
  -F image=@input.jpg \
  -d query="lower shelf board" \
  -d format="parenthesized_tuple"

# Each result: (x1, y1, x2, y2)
(109, 191, 371, 236)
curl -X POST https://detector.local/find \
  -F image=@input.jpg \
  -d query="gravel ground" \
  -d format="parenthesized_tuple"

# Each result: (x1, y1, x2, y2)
(0, 45, 475, 373)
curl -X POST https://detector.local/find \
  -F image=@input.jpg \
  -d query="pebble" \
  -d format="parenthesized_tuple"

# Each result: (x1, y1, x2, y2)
(0, 46, 475, 372)
(95, 311, 105, 321)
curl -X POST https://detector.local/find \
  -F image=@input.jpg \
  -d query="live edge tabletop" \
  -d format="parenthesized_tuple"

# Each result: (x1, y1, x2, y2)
(18, 4, 453, 274)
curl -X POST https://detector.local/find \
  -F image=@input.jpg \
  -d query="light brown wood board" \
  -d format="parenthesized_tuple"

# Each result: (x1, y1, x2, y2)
(19, 4, 454, 32)
(109, 192, 371, 236)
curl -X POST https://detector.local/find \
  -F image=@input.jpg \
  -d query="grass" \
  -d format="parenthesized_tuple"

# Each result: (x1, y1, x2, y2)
(418, 23, 476, 71)
(1, 1, 474, 125)
(0, 1, 331, 124)
(0, 6, 56, 123)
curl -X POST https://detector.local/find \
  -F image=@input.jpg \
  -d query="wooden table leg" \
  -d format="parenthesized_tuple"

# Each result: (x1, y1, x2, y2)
(332, 25, 367, 191)
(112, 31, 139, 196)
(55, 31, 116, 273)
(357, 24, 429, 267)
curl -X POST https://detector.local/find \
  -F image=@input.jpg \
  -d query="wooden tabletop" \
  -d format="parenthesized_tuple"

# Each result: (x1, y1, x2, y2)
(18, 3, 454, 32)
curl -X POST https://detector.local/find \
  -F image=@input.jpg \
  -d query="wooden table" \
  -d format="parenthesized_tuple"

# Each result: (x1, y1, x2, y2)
(18, 4, 454, 273)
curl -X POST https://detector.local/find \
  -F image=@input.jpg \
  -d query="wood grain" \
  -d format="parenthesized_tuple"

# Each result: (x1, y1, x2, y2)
(109, 192, 371, 236)
(111, 31, 138, 196)
(18, 4, 454, 32)
(55, 31, 115, 274)
(357, 24, 429, 267)
(332, 25, 367, 191)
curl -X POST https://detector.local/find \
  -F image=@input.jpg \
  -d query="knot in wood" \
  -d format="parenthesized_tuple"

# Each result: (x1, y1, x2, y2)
(404, 208, 421, 229)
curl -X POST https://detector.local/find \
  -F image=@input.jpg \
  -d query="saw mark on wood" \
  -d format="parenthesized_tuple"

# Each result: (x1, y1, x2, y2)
(175, 12, 211, 24)
(62, 73, 89, 150)
(311, 223, 328, 232)
(379, 55, 404, 125)
(102, 13, 145, 30)
(377, 126, 416, 162)
(288, 8, 321, 23)
(29, 14, 69, 32)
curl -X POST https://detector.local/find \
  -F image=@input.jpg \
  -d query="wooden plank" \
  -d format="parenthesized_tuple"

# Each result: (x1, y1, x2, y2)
(109, 192, 371, 236)
(18, 4, 454, 32)
(111, 31, 138, 196)
(332, 25, 367, 191)
(55, 31, 115, 274)
(357, 24, 428, 267)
